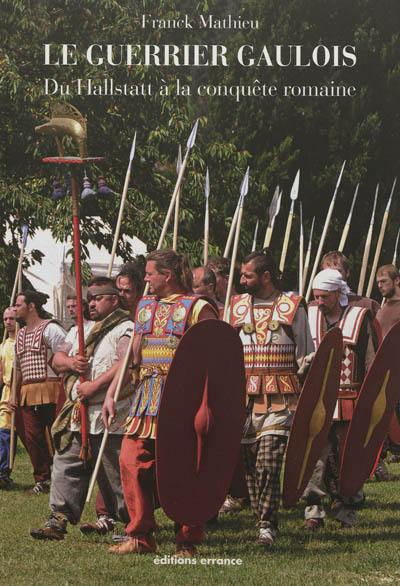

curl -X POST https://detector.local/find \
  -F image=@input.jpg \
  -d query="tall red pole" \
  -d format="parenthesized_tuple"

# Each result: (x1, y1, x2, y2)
(71, 173, 89, 462)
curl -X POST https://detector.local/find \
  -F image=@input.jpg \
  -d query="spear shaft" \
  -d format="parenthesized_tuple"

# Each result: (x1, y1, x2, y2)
(299, 203, 304, 294)
(252, 220, 259, 252)
(172, 146, 182, 252)
(107, 135, 136, 277)
(366, 178, 397, 297)
(305, 161, 346, 301)
(393, 227, 400, 266)
(338, 183, 359, 253)
(301, 217, 315, 296)
(358, 184, 379, 296)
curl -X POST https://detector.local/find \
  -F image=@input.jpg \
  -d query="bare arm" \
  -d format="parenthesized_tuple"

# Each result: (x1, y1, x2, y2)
(52, 350, 89, 375)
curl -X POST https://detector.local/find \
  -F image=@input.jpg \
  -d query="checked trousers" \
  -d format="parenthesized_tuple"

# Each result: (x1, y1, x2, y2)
(242, 434, 287, 530)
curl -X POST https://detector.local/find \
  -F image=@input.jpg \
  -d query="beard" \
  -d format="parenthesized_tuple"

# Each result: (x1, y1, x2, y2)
(383, 286, 396, 299)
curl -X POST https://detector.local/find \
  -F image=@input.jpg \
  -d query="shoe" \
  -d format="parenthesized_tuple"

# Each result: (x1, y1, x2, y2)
(108, 535, 156, 555)
(219, 495, 245, 513)
(31, 513, 67, 541)
(257, 527, 276, 546)
(29, 480, 51, 495)
(332, 503, 357, 528)
(304, 518, 324, 531)
(0, 477, 13, 490)
(30, 526, 65, 541)
(80, 515, 116, 535)
(173, 543, 197, 558)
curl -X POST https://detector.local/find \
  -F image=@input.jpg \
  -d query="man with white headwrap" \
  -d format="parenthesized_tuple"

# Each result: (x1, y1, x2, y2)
(303, 268, 378, 530)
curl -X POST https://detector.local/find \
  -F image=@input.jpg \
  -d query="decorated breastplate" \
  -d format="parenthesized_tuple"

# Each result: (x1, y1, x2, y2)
(16, 320, 51, 383)
(129, 295, 198, 418)
(230, 294, 301, 395)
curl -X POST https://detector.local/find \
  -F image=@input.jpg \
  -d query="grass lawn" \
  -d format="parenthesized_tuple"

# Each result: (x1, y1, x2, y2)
(2, 445, 400, 586)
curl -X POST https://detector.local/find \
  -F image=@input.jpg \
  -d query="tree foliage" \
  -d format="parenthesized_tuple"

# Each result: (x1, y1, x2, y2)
(1, 0, 399, 305)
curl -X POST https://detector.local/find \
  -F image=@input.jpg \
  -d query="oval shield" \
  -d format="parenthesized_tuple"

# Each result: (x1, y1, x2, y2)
(282, 327, 343, 507)
(340, 320, 400, 497)
(156, 319, 246, 524)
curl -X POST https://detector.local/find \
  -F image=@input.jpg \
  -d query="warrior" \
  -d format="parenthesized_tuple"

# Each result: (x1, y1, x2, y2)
(376, 264, 400, 337)
(0, 308, 18, 488)
(192, 266, 224, 316)
(227, 251, 314, 546)
(115, 261, 144, 318)
(13, 290, 66, 494)
(103, 249, 218, 556)
(30, 277, 132, 540)
(375, 264, 400, 470)
(319, 251, 380, 316)
(206, 255, 237, 305)
(303, 268, 378, 529)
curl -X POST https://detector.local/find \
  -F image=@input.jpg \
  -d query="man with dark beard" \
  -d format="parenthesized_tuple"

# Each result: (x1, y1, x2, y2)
(226, 251, 314, 546)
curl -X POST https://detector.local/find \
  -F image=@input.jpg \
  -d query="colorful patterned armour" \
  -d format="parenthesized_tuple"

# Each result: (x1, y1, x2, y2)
(126, 294, 199, 439)
(230, 293, 302, 397)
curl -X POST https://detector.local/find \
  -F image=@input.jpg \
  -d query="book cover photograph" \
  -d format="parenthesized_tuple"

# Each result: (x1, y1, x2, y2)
(1, 1, 400, 584)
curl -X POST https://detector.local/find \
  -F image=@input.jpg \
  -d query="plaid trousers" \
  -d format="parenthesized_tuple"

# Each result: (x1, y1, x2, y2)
(242, 434, 287, 530)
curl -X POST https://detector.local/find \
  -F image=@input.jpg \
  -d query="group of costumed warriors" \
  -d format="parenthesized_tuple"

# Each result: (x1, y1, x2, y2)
(1, 109, 400, 557)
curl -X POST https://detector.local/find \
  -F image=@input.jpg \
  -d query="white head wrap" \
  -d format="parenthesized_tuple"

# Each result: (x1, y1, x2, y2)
(312, 268, 350, 306)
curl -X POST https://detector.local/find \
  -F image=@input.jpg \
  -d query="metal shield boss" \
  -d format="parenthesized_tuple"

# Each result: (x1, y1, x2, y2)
(340, 321, 400, 497)
(282, 327, 343, 507)
(156, 320, 246, 524)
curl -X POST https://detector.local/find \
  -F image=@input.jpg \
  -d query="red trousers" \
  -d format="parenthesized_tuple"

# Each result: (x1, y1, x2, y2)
(120, 436, 204, 544)
(20, 404, 55, 483)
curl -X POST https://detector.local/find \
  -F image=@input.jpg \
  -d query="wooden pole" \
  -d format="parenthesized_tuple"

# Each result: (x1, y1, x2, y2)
(392, 227, 400, 266)
(305, 161, 346, 301)
(357, 184, 379, 296)
(251, 220, 259, 252)
(299, 203, 304, 295)
(301, 217, 315, 296)
(338, 183, 359, 253)
(203, 167, 210, 265)
(223, 168, 249, 322)
(366, 177, 397, 297)
(263, 185, 281, 249)
(223, 202, 239, 258)
(172, 145, 182, 252)
(279, 170, 300, 274)
(107, 135, 137, 277)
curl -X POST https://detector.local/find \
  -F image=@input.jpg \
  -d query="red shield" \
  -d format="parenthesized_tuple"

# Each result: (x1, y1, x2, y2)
(283, 327, 343, 507)
(340, 320, 400, 497)
(156, 320, 246, 525)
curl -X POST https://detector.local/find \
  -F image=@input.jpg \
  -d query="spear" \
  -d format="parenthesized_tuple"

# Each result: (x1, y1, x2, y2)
(279, 170, 300, 273)
(86, 121, 199, 503)
(393, 226, 400, 266)
(157, 119, 199, 249)
(338, 183, 359, 253)
(172, 145, 183, 252)
(299, 202, 304, 295)
(357, 184, 379, 296)
(107, 134, 137, 277)
(366, 177, 397, 297)
(8, 225, 28, 467)
(263, 185, 281, 248)
(251, 219, 259, 252)
(301, 216, 315, 296)
(203, 167, 210, 265)
(223, 167, 250, 322)
(305, 160, 346, 301)
(223, 200, 240, 258)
